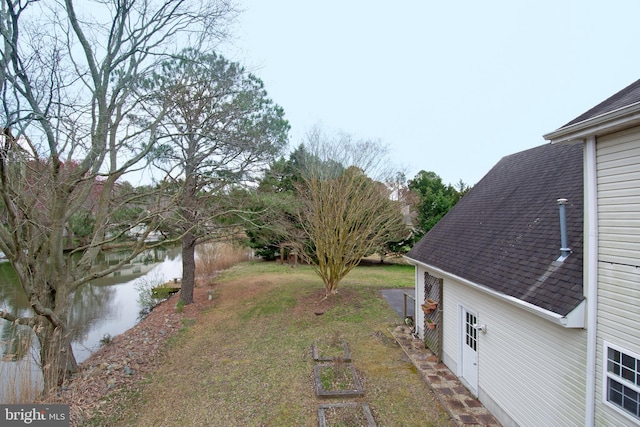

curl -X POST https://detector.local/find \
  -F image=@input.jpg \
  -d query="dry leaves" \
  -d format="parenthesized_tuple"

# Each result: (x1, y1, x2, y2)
(41, 284, 213, 426)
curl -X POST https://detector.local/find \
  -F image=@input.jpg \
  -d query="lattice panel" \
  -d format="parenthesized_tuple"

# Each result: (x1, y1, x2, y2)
(423, 272, 443, 361)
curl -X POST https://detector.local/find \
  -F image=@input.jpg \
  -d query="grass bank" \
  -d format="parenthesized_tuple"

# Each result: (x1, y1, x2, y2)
(106, 261, 453, 426)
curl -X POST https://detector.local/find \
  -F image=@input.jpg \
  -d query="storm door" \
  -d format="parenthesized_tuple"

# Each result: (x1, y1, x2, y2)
(460, 306, 478, 395)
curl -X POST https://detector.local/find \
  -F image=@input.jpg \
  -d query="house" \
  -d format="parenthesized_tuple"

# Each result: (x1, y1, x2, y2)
(544, 79, 640, 426)
(406, 79, 640, 426)
(405, 141, 587, 426)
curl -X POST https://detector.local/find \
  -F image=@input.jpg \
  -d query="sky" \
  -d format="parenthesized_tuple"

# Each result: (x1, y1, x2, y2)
(218, 0, 640, 187)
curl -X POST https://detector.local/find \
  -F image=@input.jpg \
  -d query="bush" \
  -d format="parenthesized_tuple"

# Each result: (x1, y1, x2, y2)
(135, 271, 167, 319)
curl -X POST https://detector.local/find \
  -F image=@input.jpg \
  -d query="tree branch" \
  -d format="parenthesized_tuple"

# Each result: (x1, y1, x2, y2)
(0, 310, 35, 327)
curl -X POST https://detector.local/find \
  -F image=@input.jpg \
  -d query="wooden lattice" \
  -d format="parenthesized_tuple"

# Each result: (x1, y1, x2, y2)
(423, 272, 443, 362)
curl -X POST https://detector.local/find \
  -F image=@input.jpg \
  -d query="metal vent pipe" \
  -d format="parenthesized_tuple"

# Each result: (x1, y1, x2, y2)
(557, 198, 571, 258)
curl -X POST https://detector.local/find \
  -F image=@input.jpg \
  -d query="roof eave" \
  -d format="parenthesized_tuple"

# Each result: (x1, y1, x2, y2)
(543, 102, 640, 143)
(404, 256, 585, 328)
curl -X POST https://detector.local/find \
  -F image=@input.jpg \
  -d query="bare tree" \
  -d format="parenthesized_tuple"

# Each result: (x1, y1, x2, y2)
(145, 48, 289, 305)
(294, 127, 409, 297)
(0, 0, 234, 392)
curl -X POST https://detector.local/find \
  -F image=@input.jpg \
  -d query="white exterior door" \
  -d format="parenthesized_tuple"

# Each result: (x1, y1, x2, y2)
(460, 306, 479, 395)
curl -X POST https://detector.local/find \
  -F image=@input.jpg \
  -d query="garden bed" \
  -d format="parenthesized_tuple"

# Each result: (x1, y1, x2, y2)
(312, 336, 352, 362)
(318, 403, 377, 427)
(314, 363, 365, 398)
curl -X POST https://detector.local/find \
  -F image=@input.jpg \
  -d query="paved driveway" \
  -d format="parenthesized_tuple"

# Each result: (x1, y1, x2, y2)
(379, 288, 415, 319)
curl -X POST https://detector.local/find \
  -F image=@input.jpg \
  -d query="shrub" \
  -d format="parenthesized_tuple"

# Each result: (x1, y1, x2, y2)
(135, 271, 167, 319)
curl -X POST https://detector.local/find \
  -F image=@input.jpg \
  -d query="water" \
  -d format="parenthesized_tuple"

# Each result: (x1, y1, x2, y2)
(0, 246, 182, 402)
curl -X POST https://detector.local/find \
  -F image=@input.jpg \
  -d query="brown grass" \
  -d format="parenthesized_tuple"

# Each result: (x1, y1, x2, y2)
(1, 353, 42, 403)
(195, 242, 253, 279)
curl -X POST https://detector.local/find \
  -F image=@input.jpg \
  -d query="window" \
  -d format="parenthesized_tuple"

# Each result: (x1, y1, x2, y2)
(604, 342, 640, 423)
(465, 311, 477, 351)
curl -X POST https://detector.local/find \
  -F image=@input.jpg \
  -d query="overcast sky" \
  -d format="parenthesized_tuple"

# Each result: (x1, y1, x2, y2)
(217, 0, 640, 187)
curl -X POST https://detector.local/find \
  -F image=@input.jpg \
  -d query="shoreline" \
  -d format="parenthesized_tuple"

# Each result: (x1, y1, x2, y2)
(42, 285, 213, 426)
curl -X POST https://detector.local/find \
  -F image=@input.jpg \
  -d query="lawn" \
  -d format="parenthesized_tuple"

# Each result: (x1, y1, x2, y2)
(106, 261, 453, 426)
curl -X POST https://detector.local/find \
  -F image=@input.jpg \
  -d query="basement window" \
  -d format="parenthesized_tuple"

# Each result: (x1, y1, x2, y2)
(604, 342, 640, 423)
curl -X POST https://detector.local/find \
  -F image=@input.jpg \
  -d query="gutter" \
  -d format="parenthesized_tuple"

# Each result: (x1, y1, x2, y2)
(544, 102, 640, 143)
(404, 257, 584, 328)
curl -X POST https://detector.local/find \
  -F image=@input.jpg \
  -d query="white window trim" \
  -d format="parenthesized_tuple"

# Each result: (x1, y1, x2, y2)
(602, 341, 640, 425)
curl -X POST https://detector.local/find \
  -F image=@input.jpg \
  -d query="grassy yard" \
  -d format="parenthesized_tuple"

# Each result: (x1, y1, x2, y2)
(105, 261, 453, 426)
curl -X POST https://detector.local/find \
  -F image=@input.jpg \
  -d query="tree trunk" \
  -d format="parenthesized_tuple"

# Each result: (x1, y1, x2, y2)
(181, 231, 196, 305)
(324, 278, 339, 298)
(37, 321, 78, 393)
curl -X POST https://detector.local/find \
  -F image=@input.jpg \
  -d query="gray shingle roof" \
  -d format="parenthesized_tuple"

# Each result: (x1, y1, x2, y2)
(406, 142, 584, 316)
(561, 79, 640, 128)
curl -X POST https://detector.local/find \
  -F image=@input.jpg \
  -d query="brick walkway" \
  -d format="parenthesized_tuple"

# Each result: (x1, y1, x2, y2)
(391, 325, 501, 427)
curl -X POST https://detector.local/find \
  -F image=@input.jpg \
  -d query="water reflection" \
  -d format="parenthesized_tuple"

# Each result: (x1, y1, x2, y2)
(0, 262, 33, 364)
(1, 323, 32, 361)
(0, 246, 182, 403)
(68, 247, 180, 361)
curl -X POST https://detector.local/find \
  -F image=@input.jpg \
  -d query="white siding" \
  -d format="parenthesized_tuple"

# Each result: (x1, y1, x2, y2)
(443, 276, 587, 427)
(594, 263, 640, 426)
(595, 127, 640, 426)
(596, 127, 640, 266)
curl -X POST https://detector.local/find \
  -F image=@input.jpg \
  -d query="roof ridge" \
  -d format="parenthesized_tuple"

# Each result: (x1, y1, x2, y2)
(560, 78, 640, 128)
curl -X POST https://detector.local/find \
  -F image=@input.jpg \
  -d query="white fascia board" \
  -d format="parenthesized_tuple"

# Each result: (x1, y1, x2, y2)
(403, 256, 585, 328)
(543, 102, 640, 143)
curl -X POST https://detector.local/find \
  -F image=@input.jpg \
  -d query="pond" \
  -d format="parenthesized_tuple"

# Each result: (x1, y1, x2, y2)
(0, 246, 182, 403)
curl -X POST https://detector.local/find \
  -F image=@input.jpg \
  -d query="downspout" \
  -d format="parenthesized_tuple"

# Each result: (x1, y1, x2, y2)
(410, 263, 422, 339)
(585, 136, 598, 427)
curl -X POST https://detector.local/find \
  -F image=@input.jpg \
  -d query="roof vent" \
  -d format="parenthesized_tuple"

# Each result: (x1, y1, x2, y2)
(557, 198, 571, 261)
